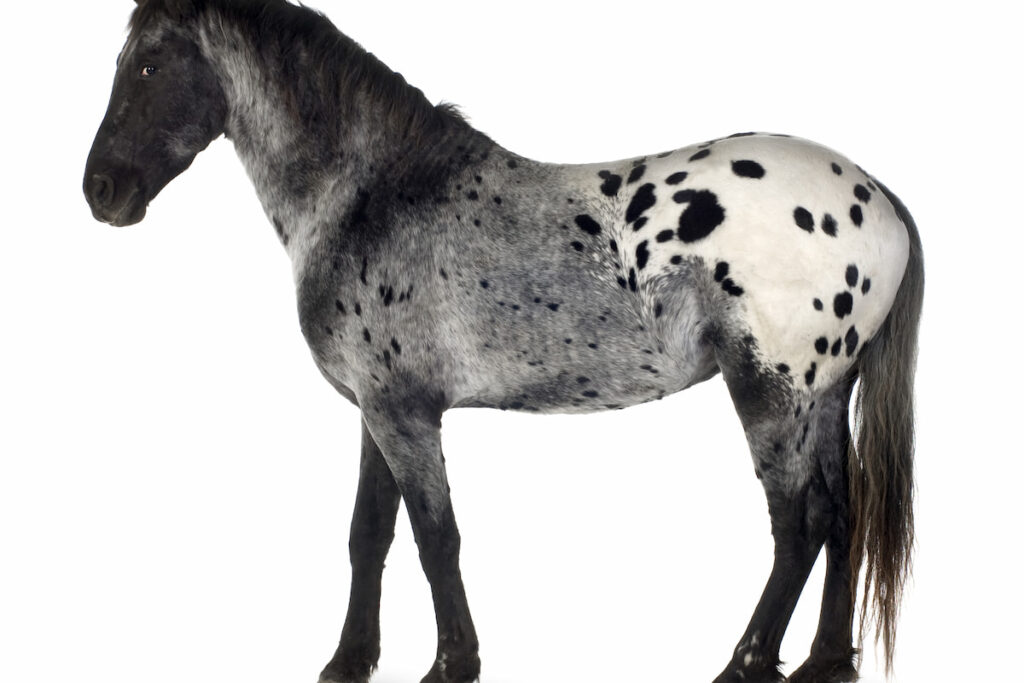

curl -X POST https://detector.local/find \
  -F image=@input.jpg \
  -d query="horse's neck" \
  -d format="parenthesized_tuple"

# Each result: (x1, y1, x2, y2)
(195, 11, 459, 272)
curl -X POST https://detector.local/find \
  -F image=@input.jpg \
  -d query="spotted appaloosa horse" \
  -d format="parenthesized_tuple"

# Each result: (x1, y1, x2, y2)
(84, 1, 923, 681)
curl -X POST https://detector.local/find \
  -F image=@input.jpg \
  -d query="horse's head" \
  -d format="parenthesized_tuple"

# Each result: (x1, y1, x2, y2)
(84, 0, 227, 226)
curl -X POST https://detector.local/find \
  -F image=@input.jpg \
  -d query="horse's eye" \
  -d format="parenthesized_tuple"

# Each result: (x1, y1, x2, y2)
(140, 65, 158, 78)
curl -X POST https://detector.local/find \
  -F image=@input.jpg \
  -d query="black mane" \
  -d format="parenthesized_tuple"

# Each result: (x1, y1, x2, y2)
(130, 0, 470, 150)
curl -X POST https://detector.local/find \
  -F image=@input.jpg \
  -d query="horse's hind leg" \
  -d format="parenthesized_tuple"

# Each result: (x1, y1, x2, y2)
(321, 421, 402, 683)
(713, 353, 852, 683)
(788, 387, 859, 683)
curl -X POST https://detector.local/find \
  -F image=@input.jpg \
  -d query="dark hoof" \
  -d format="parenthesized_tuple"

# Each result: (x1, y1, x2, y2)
(319, 643, 380, 683)
(319, 671, 372, 683)
(713, 656, 785, 683)
(787, 656, 858, 683)
(419, 651, 481, 683)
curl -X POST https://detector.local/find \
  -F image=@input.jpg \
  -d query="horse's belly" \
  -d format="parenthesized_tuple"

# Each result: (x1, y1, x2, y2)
(448, 276, 718, 413)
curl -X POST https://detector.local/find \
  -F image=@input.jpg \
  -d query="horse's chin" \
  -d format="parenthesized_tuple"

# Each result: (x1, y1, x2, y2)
(93, 189, 149, 227)
(109, 201, 148, 227)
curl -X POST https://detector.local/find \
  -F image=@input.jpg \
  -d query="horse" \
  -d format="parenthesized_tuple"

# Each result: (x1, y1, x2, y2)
(83, 1, 923, 682)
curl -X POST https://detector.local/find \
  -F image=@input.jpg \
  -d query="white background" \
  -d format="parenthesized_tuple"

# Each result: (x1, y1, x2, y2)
(2, 1, 1021, 682)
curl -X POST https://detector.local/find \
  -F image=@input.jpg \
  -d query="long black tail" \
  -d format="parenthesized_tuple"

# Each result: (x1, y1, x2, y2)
(848, 180, 924, 675)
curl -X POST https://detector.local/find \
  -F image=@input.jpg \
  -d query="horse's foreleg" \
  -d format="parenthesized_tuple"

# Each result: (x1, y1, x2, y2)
(361, 399, 480, 683)
(321, 421, 402, 683)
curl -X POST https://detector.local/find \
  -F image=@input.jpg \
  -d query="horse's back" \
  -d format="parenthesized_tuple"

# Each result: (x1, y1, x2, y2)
(573, 133, 911, 394)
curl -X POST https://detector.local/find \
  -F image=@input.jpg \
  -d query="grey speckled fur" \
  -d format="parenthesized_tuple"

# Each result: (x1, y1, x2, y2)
(84, 2, 923, 682)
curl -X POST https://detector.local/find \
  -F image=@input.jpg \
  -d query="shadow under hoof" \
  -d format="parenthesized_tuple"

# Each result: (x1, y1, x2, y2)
(787, 657, 858, 683)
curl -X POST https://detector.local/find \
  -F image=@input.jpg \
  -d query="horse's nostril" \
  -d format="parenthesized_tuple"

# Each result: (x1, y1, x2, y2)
(90, 174, 115, 208)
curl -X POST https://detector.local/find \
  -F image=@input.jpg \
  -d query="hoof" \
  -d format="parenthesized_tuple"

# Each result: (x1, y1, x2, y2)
(319, 673, 371, 683)
(419, 651, 481, 683)
(712, 663, 782, 683)
(713, 658, 785, 683)
(319, 644, 379, 683)
(787, 656, 858, 683)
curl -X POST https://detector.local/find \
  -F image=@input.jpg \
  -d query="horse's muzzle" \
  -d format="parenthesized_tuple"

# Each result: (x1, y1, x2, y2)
(84, 170, 147, 227)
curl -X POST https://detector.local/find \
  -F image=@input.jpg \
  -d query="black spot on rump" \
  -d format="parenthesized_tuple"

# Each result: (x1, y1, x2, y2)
(854, 184, 872, 202)
(834, 292, 854, 318)
(625, 183, 657, 223)
(598, 170, 622, 197)
(721, 279, 744, 296)
(675, 189, 726, 243)
(832, 162, 843, 175)
(831, 338, 842, 357)
(850, 204, 864, 226)
(822, 214, 838, 237)
(845, 325, 860, 357)
(813, 298, 824, 311)
(627, 165, 646, 184)
(846, 264, 859, 288)
(862, 278, 872, 294)
(689, 148, 711, 161)
(570, 241, 584, 252)
(714, 261, 729, 282)
(635, 241, 651, 270)
(656, 229, 674, 243)
(665, 171, 688, 185)
(731, 160, 765, 179)
(793, 207, 815, 232)
(815, 337, 829, 354)
(805, 362, 817, 386)
(575, 214, 602, 235)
